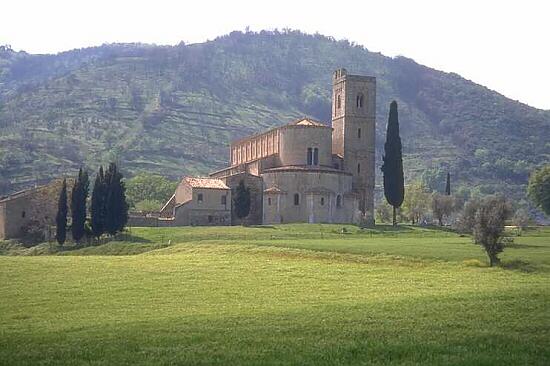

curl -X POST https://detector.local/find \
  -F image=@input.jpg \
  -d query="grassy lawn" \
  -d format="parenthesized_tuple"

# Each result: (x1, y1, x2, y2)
(0, 225, 549, 365)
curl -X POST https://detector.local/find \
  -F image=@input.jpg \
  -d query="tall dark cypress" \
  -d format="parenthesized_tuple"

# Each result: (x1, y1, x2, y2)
(56, 179, 68, 246)
(71, 168, 89, 242)
(381, 101, 405, 226)
(445, 172, 451, 196)
(91, 166, 105, 239)
(233, 180, 251, 220)
(114, 165, 129, 233)
(104, 163, 128, 235)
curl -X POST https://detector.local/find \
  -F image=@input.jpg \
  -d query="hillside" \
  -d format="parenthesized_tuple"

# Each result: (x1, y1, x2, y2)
(0, 30, 549, 204)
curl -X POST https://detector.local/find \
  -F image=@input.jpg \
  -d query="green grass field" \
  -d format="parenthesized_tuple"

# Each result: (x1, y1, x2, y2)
(1, 225, 549, 365)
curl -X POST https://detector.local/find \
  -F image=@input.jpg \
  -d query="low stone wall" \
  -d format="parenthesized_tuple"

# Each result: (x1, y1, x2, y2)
(127, 215, 160, 227)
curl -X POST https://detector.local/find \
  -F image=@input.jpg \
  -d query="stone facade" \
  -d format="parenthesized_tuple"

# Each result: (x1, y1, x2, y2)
(157, 177, 231, 226)
(332, 69, 376, 222)
(0, 179, 72, 240)
(148, 68, 375, 227)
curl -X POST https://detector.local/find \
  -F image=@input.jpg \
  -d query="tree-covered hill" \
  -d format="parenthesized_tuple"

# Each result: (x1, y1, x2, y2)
(0, 31, 548, 204)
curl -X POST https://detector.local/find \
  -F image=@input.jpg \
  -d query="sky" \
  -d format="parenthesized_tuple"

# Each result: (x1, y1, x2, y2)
(1, 0, 549, 110)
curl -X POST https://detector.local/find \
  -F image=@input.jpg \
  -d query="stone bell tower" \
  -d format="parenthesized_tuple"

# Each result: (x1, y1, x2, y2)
(331, 68, 376, 223)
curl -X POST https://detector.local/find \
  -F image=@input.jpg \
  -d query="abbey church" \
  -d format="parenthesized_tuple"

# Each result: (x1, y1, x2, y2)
(158, 69, 376, 226)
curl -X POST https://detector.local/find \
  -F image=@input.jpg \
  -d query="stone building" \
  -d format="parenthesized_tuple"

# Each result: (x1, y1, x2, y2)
(159, 177, 231, 226)
(0, 179, 70, 240)
(158, 68, 376, 226)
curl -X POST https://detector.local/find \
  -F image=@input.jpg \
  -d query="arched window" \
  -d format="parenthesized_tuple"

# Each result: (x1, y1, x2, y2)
(268, 197, 272, 206)
(294, 193, 300, 206)
(336, 195, 342, 208)
(337, 95, 341, 109)
(313, 148, 319, 165)
(357, 163, 361, 174)
(307, 148, 313, 165)
(356, 94, 364, 108)
(320, 197, 325, 206)
(357, 128, 361, 139)
(197, 193, 203, 203)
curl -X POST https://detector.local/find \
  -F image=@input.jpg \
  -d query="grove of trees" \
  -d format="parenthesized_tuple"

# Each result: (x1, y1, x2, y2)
(125, 172, 177, 211)
(55, 163, 128, 245)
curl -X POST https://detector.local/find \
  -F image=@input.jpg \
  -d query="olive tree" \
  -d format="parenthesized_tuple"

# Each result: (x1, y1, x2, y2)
(458, 195, 512, 267)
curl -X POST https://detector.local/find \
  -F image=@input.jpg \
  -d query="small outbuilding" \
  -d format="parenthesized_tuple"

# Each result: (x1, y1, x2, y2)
(160, 177, 231, 226)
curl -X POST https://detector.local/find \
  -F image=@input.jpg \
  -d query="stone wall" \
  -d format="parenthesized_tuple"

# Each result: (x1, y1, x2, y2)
(222, 172, 263, 225)
(0, 179, 72, 240)
(172, 187, 232, 226)
(278, 125, 333, 168)
(331, 68, 376, 223)
(127, 215, 160, 227)
(261, 169, 358, 224)
(231, 128, 280, 166)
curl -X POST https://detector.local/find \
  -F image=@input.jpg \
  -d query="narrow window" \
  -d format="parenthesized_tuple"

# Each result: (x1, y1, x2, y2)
(356, 94, 364, 108)
(337, 95, 341, 109)
(21, 211, 26, 218)
(358, 128, 361, 139)
(313, 148, 319, 165)
(268, 197, 272, 206)
(294, 193, 300, 206)
(320, 197, 325, 206)
(221, 195, 227, 205)
(208, 215, 213, 223)
(357, 163, 361, 174)
(307, 147, 313, 165)
(336, 195, 342, 208)
(197, 193, 203, 203)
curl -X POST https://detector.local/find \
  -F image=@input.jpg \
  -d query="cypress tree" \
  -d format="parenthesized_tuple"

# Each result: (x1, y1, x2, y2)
(71, 168, 89, 242)
(104, 163, 128, 235)
(233, 180, 251, 221)
(56, 179, 68, 246)
(91, 166, 105, 239)
(445, 172, 451, 196)
(114, 166, 129, 233)
(104, 163, 117, 235)
(381, 101, 405, 226)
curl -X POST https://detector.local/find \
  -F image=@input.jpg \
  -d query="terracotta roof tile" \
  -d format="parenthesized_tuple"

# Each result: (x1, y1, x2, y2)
(183, 177, 229, 189)
(263, 186, 286, 194)
(291, 117, 326, 127)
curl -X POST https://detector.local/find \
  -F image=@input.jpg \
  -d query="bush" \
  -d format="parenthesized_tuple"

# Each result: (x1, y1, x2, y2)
(472, 196, 512, 266)
(19, 220, 46, 246)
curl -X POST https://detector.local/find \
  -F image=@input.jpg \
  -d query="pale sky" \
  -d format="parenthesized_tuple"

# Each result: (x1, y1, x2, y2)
(1, 0, 549, 110)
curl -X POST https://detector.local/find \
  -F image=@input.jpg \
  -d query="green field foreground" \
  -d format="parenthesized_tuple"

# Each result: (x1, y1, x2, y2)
(1, 225, 549, 365)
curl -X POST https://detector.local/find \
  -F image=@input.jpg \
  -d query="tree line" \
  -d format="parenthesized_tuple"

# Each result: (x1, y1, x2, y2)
(56, 162, 128, 246)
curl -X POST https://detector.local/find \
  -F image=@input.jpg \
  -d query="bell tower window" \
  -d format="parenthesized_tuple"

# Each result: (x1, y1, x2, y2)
(356, 93, 364, 108)
(357, 128, 361, 139)
(307, 148, 313, 165)
(337, 95, 341, 109)
(313, 148, 319, 165)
